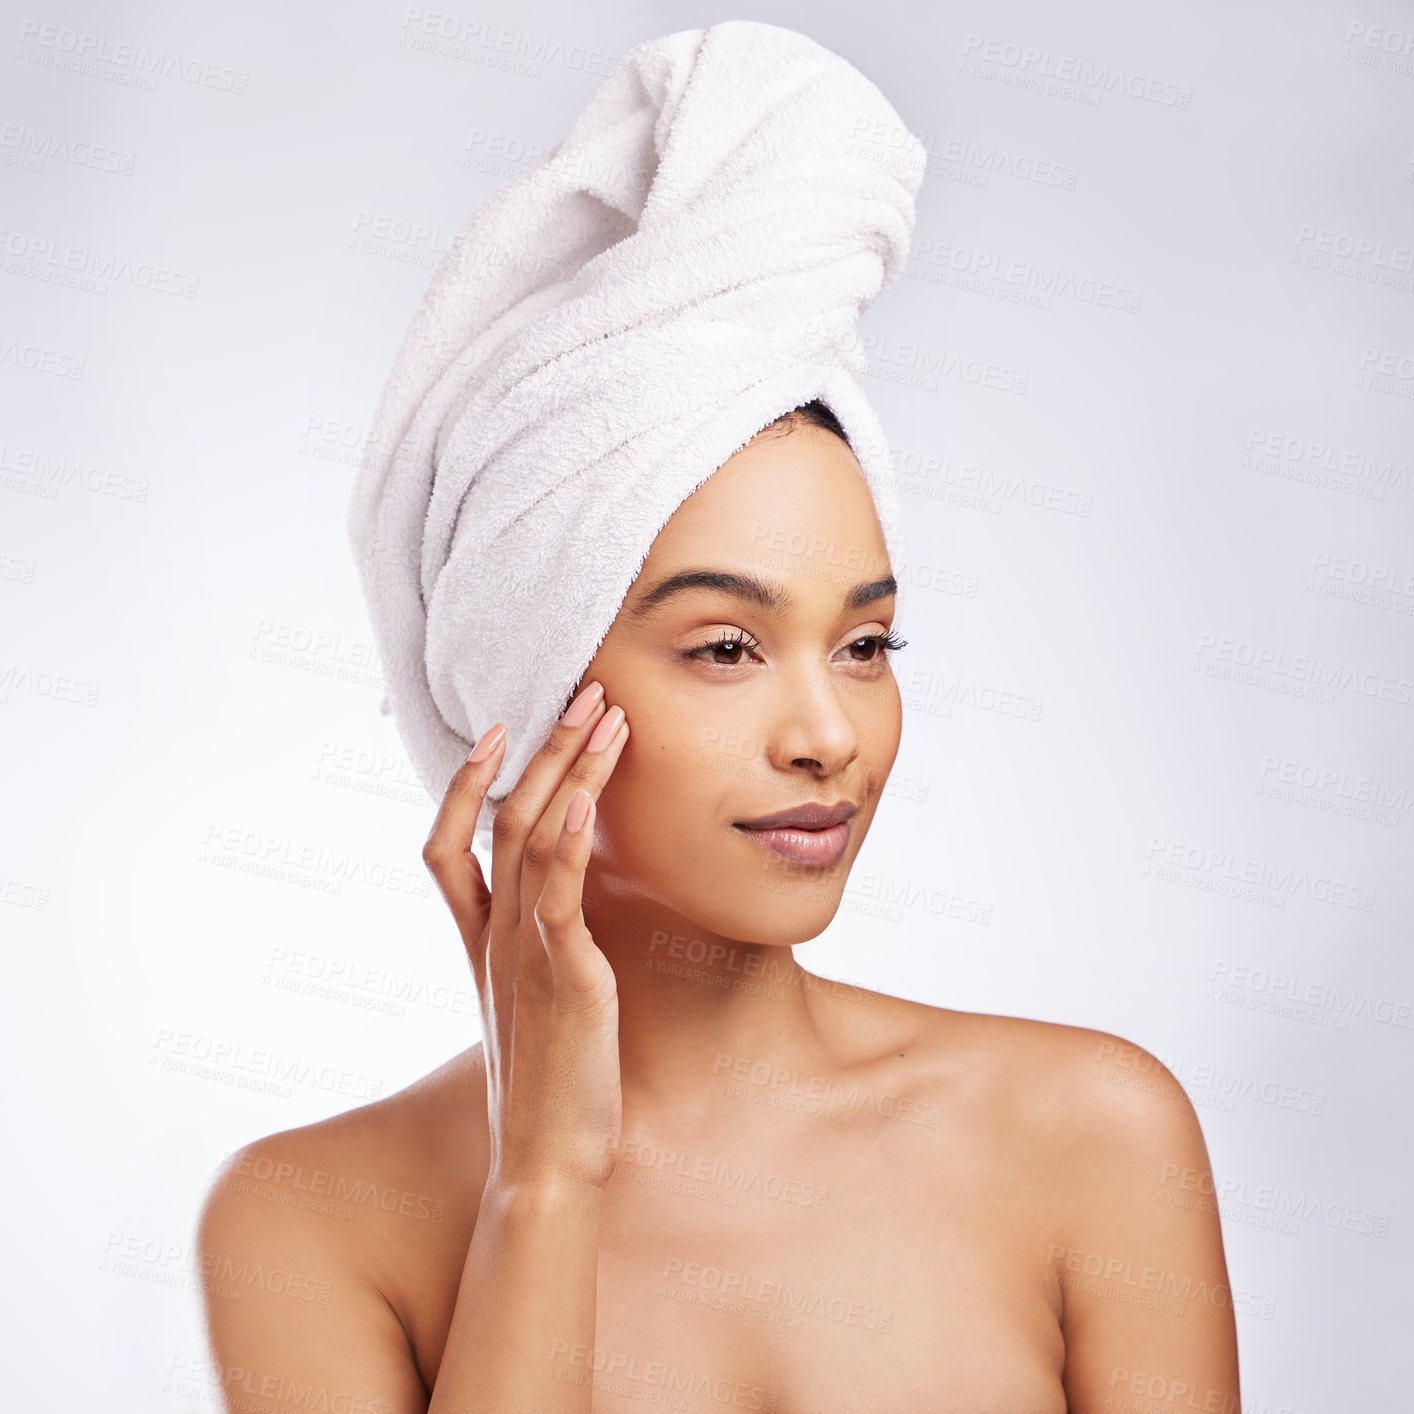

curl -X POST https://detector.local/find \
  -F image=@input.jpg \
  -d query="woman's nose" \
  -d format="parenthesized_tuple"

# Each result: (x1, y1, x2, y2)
(763, 672, 861, 778)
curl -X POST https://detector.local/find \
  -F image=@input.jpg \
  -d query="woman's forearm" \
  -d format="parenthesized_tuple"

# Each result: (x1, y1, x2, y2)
(427, 1179, 605, 1414)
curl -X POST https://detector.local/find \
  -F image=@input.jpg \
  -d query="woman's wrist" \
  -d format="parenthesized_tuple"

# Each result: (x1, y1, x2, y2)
(481, 1171, 609, 1215)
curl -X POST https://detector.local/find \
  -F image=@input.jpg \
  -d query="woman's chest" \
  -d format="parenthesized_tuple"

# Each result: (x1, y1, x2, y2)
(584, 1163, 1066, 1413)
(403, 1121, 1067, 1413)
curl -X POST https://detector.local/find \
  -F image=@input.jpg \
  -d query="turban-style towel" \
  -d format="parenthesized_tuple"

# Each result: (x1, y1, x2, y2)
(348, 20, 925, 849)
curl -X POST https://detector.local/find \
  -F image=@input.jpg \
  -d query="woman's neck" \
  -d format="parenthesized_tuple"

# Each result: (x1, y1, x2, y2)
(580, 889, 835, 1130)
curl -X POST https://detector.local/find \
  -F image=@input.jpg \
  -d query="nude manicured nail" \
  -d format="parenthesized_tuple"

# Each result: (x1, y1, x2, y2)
(561, 680, 604, 727)
(467, 724, 506, 763)
(565, 789, 591, 834)
(585, 705, 625, 752)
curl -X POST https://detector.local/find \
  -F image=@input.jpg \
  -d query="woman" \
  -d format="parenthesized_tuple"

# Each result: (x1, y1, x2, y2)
(198, 23, 1239, 1414)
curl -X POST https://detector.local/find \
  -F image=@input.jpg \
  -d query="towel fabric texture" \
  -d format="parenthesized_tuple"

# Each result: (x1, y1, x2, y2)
(347, 20, 925, 848)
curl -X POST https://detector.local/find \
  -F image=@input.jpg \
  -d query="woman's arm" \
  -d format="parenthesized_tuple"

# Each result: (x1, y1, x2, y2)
(199, 687, 631, 1412)
(1050, 1034, 1241, 1413)
(197, 1137, 430, 1414)
(427, 1179, 604, 1410)
(197, 1140, 608, 1414)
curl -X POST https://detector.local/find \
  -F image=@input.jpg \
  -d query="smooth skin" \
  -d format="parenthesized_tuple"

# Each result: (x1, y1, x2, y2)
(197, 418, 1240, 1414)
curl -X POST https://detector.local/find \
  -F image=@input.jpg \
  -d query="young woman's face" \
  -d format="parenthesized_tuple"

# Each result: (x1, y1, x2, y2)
(578, 421, 904, 947)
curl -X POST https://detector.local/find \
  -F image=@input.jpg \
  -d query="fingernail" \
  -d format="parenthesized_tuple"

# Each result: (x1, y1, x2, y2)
(565, 789, 591, 834)
(467, 724, 506, 763)
(561, 680, 605, 728)
(586, 705, 625, 753)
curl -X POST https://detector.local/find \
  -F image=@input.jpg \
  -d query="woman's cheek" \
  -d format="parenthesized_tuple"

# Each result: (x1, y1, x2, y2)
(599, 717, 679, 854)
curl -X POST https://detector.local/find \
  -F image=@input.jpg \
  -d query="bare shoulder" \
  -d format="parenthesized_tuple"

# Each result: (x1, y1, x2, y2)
(886, 1000, 1210, 1191)
(960, 1010, 1194, 1122)
(1004, 1013, 1209, 1188)
(195, 1044, 489, 1410)
(200, 1042, 489, 1249)
(203, 1043, 487, 1208)
(882, 1009, 1238, 1403)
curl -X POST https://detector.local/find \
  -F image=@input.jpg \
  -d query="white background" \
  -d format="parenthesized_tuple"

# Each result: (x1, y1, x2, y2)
(3, 2, 1411, 1409)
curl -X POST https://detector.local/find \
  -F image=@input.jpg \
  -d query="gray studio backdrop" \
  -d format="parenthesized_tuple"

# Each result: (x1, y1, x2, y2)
(3, 1, 1411, 1408)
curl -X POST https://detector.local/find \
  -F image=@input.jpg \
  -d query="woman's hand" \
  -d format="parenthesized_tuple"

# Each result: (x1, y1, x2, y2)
(421, 682, 630, 1193)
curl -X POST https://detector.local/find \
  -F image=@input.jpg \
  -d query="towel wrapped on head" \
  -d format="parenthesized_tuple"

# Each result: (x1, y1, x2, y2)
(347, 20, 925, 848)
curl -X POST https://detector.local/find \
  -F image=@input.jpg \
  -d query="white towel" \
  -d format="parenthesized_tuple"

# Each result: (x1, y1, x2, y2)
(347, 20, 924, 848)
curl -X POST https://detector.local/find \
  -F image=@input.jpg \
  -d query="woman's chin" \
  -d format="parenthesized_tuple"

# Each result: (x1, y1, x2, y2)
(695, 884, 848, 950)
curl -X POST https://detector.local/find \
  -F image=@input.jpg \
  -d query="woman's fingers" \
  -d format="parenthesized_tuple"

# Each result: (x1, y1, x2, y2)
(533, 789, 614, 999)
(518, 709, 628, 923)
(421, 723, 507, 953)
(488, 681, 607, 909)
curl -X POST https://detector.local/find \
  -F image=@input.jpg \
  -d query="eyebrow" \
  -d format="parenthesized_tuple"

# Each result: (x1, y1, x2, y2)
(627, 568, 897, 619)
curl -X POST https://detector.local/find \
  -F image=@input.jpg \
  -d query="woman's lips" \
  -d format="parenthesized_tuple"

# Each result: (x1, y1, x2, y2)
(734, 819, 851, 867)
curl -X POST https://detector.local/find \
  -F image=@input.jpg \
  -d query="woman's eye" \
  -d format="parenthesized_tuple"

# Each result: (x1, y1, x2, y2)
(684, 630, 905, 668)
(842, 632, 907, 663)
(684, 632, 760, 666)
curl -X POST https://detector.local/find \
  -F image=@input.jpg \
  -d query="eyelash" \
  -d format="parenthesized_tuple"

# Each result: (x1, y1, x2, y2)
(684, 628, 909, 667)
